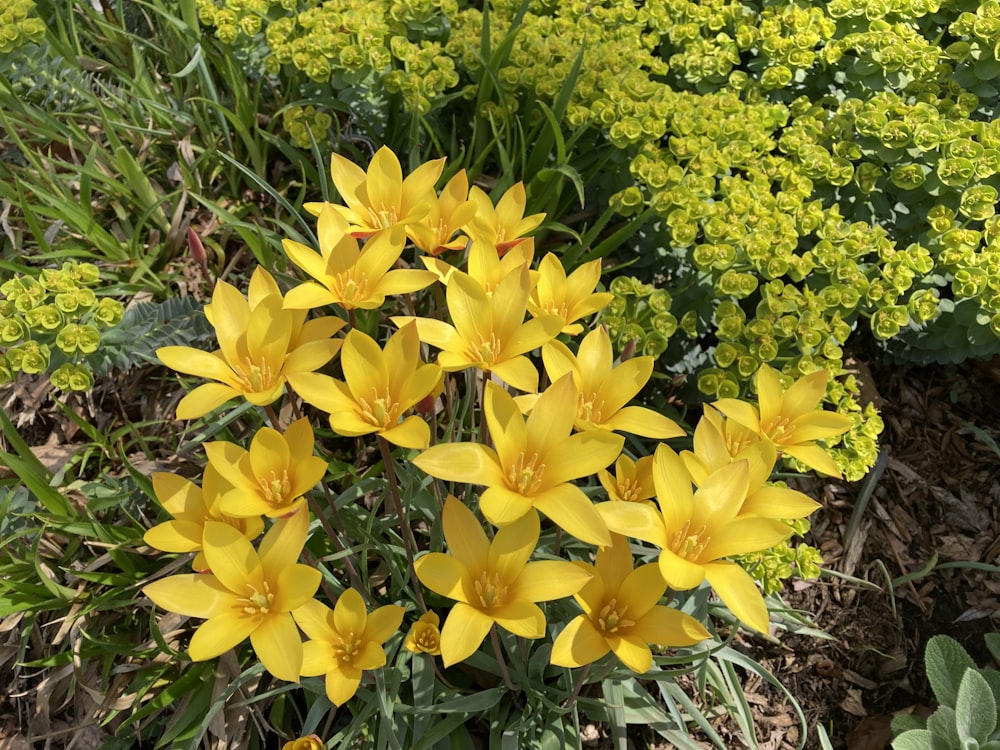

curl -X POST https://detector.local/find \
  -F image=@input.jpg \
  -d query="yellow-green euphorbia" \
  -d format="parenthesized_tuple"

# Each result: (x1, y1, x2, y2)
(713, 364, 854, 478)
(283, 206, 437, 312)
(143, 509, 321, 682)
(466, 182, 545, 256)
(290, 322, 442, 449)
(305, 145, 445, 239)
(550, 534, 710, 672)
(527, 254, 613, 335)
(597, 444, 795, 633)
(206, 417, 328, 519)
(143, 465, 263, 572)
(529, 327, 685, 439)
(413, 376, 622, 546)
(393, 265, 562, 393)
(598, 454, 656, 504)
(414, 496, 593, 667)
(157, 268, 344, 419)
(294, 588, 404, 706)
(408, 169, 476, 255)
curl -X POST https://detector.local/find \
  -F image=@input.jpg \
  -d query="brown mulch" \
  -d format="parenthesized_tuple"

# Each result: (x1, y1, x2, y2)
(729, 356, 1000, 750)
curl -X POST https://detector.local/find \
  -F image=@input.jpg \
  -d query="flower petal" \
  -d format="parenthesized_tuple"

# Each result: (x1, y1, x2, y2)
(703, 561, 770, 633)
(203, 521, 264, 593)
(301, 639, 336, 676)
(657, 548, 705, 591)
(789, 411, 854, 443)
(603, 406, 685, 440)
(533, 483, 611, 547)
(596, 500, 668, 549)
(550, 615, 610, 668)
(175, 383, 241, 420)
(251, 613, 303, 682)
(325, 664, 363, 707)
(188, 611, 258, 661)
(513, 560, 592, 602)
(333, 588, 368, 639)
(617, 562, 667, 619)
(489, 510, 539, 586)
(258, 508, 309, 574)
(608, 634, 653, 673)
(143, 574, 233, 618)
(415, 552, 471, 603)
(272, 564, 322, 612)
(740, 486, 820, 519)
(542, 429, 624, 486)
(629, 605, 710, 648)
(780, 443, 843, 478)
(439, 602, 493, 667)
(379, 417, 431, 449)
(492, 599, 546, 639)
(412, 443, 504, 486)
(144, 520, 204, 553)
(363, 604, 405, 646)
(293, 598, 334, 642)
(701, 517, 794, 560)
(479, 486, 536, 526)
(441, 495, 490, 576)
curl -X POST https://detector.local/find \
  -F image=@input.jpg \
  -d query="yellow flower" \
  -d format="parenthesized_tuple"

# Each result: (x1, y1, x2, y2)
(404, 611, 442, 655)
(681, 409, 820, 520)
(598, 454, 656, 504)
(289, 322, 442, 449)
(421, 235, 535, 296)
(392, 265, 562, 393)
(206, 418, 328, 519)
(143, 466, 263, 572)
(527, 254, 613, 335)
(294, 589, 404, 706)
(713, 364, 854, 478)
(157, 268, 344, 419)
(529, 327, 685, 439)
(597, 445, 795, 633)
(413, 376, 622, 546)
(414, 496, 592, 667)
(283, 206, 437, 312)
(408, 169, 477, 255)
(143, 509, 321, 682)
(282, 735, 323, 750)
(306, 145, 445, 239)
(550, 534, 710, 672)
(466, 182, 545, 256)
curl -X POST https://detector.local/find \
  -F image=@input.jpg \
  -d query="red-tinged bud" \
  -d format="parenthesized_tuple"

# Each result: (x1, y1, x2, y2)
(187, 228, 207, 266)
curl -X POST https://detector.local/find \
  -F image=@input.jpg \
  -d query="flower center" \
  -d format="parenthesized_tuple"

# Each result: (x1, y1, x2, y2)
(237, 357, 275, 393)
(505, 451, 545, 496)
(469, 331, 503, 366)
(760, 415, 795, 444)
(668, 520, 709, 561)
(411, 624, 440, 653)
(332, 271, 369, 308)
(722, 424, 756, 457)
(597, 598, 635, 634)
(578, 392, 605, 424)
(333, 633, 361, 662)
(474, 571, 508, 609)
(238, 581, 274, 616)
(618, 477, 642, 502)
(259, 469, 293, 506)
(358, 387, 401, 428)
(370, 203, 399, 230)
(543, 302, 570, 320)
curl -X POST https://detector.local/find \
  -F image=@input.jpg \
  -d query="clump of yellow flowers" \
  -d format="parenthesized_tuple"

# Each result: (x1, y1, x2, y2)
(143, 147, 853, 740)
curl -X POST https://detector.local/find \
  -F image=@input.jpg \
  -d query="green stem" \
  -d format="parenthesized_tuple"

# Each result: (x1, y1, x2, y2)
(562, 663, 591, 709)
(378, 434, 427, 611)
(491, 625, 519, 693)
(312, 487, 371, 605)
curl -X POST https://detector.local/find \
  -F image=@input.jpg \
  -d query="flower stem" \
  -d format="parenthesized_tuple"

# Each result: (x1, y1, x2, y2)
(491, 625, 519, 693)
(562, 663, 591, 709)
(377, 434, 427, 611)
(312, 487, 371, 605)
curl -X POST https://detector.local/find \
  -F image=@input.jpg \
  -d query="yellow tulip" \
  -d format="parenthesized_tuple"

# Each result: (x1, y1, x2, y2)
(712, 364, 854, 477)
(597, 454, 656, 504)
(143, 509, 321, 682)
(528, 254, 613, 335)
(206, 417, 328, 519)
(413, 376, 622, 546)
(466, 182, 545, 256)
(157, 268, 344, 419)
(143, 465, 263, 572)
(393, 265, 562, 393)
(421, 235, 535, 296)
(408, 168, 477, 255)
(289, 322, 442, 449)
(294, 589, 404, 706)
(414, 496, 592, 667)
(306, 145, 445, 239)
(283, 206, 437, 312)
(550, 534, 710, 672)
(597, 444, 795, 633)
(404, 611, 442, 656)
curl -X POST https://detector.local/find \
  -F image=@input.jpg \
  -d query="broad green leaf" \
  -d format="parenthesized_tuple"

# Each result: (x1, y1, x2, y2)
(956, 669, 998, 744)
(891, 729, 950, 750)
(926, 635, 976, 707)
(925, 706, 958, 748)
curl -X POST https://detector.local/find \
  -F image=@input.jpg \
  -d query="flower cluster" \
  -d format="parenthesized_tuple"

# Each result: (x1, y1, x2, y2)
(0, 0, 45, 54)
(0, 261, 124, 390)
(144, 148, 847, 731)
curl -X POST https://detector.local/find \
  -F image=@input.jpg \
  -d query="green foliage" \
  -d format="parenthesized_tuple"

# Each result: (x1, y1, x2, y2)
(892, 634, 1000, 750)
(734, 518, 824, 596)
(0, 261, 123, 390)
(90, 295, 213, 375)
(0, 0, 45, 54)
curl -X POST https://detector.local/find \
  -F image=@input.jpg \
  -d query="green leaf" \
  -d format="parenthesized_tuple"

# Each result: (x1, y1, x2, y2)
(926, 635, 976, 707)
(925, 706, 959, 748)
(956, 669, 998, 744)
(891, 729, 949, 750)
(891, 713, 928, 735)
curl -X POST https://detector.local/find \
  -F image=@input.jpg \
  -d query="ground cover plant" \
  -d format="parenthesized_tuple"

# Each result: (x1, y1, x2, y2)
(1, 0, 1000, 747)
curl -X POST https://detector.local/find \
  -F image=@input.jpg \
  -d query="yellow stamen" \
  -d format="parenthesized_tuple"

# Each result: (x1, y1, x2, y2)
(505, 452, 545, 495)
(597, 598, 635, 634)
(237, 581, 275, 616)
(473, 571, 507, 609)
